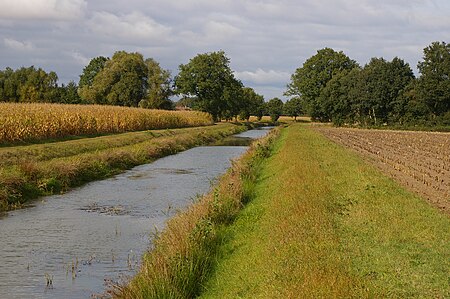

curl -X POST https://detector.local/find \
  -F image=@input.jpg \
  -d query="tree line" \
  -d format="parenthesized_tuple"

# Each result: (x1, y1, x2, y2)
(0, 50, 287, 122)
(1, 41, 447, 126)
(285, 41, 449, 127)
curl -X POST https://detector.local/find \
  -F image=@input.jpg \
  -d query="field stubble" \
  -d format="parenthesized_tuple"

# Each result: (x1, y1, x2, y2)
(315, 126, 450, 213)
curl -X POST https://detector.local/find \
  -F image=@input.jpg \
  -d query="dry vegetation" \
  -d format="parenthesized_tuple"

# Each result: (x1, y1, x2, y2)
(315, 126, 450, 213)
(0, 103, 213, 143)
(111, 128, 280, 298)
(0, 124, 246, 211)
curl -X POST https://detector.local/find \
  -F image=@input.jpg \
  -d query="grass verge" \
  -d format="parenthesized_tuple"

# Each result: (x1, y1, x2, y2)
(199, 123, 449, 298)
(0, 123, 246, 211)
(110, 127, 281, 298)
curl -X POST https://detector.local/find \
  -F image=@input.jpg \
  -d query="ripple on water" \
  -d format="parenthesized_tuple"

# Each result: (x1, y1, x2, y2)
(0, 128, 272, 299)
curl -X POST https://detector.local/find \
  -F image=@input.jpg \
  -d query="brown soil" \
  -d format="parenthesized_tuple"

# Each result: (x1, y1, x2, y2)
(314, 126, 450, 214)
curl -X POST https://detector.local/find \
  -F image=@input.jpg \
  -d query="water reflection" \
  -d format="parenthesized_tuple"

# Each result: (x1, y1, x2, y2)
(0, 127, 271, 299)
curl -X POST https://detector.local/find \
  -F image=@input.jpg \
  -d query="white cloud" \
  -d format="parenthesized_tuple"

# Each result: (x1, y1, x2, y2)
(235, 69, 290, 85)
(88, 11, 172, 43)
(0, 0, 87, 20)
(3, 38, 34, 51)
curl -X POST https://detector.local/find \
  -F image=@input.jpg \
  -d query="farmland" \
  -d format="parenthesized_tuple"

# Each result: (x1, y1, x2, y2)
(197, 124, 449, 298)
(314, 126, 450, 213)
(0, 103, 213, 144)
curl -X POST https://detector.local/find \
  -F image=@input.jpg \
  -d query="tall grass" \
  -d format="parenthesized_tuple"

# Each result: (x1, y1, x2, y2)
(110, 127, 280, 299)
(0, 103, 213, 143)
(0, 124, 246, 211)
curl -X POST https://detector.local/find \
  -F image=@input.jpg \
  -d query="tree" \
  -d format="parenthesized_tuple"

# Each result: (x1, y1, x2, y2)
(317, 68, 363, 125)
(255, 101, 266, 121)
(222, 77, 245, 121)
(0, 66, 59, 103)
(175, 51, 239, 121)
(267, 97, 284, 122)
(139, 58, 173, 110)
(286, 48, 358, 121)
(78, 56, 108, 89)
(80, 51, 147, 107)
(238, 87, 264, 121)
(283, 97, 303, 121)
(358, 57, 414, 125)
(59, 81, 82, 104)
(416, 41, 450, 116)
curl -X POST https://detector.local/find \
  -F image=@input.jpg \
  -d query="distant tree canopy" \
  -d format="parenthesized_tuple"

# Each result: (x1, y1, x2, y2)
(77, 51, 175, 108)
(286, 41, 449, 127)
(175, 51, 264, 121)
(175, 51, 235, 121)
(78, 51, 148, 107)
(286, 47, 358, 121)
(140, 58, 173, 110)
(416, 41, 450, 117)
(59, 81, 82, 104)
(267, 97, 284, 122)
(283, 97, 303, 121)
(239, 87, 265, 121)
(2, 42, 447, 127)
(78, 56, 108, 89)
(0, 66, 59, 102)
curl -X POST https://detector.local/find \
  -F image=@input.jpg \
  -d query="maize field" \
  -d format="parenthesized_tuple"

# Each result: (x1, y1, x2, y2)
(0, 103, 213, 143)
(315, 126, 450, 213)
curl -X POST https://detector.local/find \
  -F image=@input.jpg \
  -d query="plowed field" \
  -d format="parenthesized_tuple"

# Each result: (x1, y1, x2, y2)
(314, 126, 450, 213)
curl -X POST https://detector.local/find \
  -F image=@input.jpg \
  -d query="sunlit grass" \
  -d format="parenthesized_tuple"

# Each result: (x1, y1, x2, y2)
(199, 123, 449, 298)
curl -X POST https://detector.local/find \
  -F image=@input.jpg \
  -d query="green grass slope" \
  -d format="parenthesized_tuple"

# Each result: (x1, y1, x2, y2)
(200, 123, 449, 298)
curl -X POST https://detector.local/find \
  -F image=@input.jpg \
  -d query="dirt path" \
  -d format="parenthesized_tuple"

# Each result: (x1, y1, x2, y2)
(314, 126, 450, 214)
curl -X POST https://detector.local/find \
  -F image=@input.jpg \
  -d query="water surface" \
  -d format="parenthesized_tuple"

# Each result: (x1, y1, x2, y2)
(0, 127, 271, 298)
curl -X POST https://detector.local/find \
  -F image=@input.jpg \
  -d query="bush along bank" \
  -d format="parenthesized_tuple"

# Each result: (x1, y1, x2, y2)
(110, 126, 281, 299)
(0, 124, 246, 212)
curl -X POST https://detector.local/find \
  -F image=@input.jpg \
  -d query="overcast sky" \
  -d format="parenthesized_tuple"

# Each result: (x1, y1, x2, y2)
(0, 0, 449, 100)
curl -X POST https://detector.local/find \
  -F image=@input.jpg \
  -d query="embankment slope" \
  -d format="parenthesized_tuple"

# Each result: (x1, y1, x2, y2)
(200, 124, 449, 298)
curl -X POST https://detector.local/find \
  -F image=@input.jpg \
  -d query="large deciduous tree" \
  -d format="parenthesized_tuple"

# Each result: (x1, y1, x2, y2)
(416, 41, 450, 117)
(139, 58, 173, 110)
(318, 68, 362, 125)
(78, 56, 108, 89)
(358, 57, 414, 125)
(175, 51, 241, 121)
(0, 66, 58, 102)
(286, 48, 358, 121)
(283, 97, 303, 121)
(267, 97, 284, 122)
(239, 87, 265, 121)
(79, 51, 148, 107)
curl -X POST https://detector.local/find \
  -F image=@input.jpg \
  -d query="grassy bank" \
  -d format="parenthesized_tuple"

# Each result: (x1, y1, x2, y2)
(0, 123, 246, 211)
(199, 124, 449, 298)
(111, 127, 281, 298)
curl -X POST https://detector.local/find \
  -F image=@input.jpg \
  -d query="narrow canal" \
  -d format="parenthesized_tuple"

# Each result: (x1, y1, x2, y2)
(0, 128, 271, 299)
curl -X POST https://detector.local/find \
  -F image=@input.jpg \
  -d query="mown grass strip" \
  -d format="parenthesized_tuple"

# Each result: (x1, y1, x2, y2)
(199, 123, 449, 298)
(110, 127, 281, 299)
(0, 123, 246, 211)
